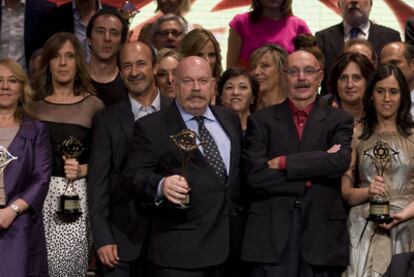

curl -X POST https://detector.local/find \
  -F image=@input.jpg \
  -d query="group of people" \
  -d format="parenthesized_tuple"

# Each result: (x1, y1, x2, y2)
(2, 0, 414, 277)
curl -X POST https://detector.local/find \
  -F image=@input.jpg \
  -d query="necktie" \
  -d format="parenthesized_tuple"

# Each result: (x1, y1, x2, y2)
(194, 116, 227, 183)
(350, 27, 361, 39)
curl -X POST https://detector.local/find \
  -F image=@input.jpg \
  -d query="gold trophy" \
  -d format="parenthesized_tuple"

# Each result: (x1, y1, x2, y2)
(57, 136, 84, 216)
(170, 129, 200, 208)
(364, 140, 398, 224)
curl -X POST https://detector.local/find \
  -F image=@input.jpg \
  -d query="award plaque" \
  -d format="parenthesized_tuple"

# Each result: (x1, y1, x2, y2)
(364, 140, 398, 224)
(57, 136, 84, 216)
(118, 1, 139, 22)
(170, 129, 200, 208)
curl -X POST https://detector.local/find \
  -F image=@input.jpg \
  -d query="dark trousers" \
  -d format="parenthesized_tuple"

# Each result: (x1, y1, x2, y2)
(152, 263, 234, 277)
(249, 201, 345, 277)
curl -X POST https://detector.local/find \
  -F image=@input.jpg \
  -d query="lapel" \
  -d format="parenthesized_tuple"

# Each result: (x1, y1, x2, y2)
(327, 23, 345, 59)
(299, 98, 327, 151)
(367, 22, 385, 52)
(116, 99, 135, 140)
(4, 118, 36, 198)
(273, 101, 300, 154)
(164, 103, 224, 184)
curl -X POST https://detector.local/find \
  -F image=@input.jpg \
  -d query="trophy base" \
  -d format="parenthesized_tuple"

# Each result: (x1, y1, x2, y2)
(367, 214, 393, 224)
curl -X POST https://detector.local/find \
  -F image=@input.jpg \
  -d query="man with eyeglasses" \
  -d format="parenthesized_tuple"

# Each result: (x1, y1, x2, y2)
(241, 50, 353, 277)
(150, 13, 187, 51)
(123, 56, 245, 277)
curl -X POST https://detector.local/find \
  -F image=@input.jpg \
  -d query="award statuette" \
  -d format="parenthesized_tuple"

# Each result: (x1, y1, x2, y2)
(57, 136, 85, 216)
(170, 129, 200, 208)
(118, 1, 139, 22)
(0, 146, 17, 174)
(364, 140, 398, 224)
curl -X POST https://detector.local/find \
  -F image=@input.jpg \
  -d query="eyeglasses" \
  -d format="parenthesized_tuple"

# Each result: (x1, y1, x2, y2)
(155, 30, 183, 38)
(284, 67, 321, 77)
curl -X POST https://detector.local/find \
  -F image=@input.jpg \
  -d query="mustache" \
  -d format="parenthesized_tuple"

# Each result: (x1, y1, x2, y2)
(294, 82, 311, 89)
(185, 92, 207, 101)
(347, 3, 360, 12)
(127, 75, 144, 82)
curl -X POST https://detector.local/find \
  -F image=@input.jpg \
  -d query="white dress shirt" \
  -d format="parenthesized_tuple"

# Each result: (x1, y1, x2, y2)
(343, 20, 371, 42)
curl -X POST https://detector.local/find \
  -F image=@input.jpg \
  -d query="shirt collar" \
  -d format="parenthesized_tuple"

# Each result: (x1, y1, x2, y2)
(128, 89, 161, 111)
(288, 99, 314, 116)
(72, 0, 102, 11)
(175, 100, 215, 123)
(343, 20, 370, 37)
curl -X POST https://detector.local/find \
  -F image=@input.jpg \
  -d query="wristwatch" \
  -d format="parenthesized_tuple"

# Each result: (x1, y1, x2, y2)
(9, 203, 21, 215)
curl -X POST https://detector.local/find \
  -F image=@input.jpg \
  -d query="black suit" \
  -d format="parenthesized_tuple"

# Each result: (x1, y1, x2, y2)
(384, 252, 414, 277)
(316, 22, 401, 94)
(48, 1, 116, 34)
(88, 95, 172, 276)
(123, 102, 245, 274)
(0, 0, 56, 67)
(241, 99, 353, 274)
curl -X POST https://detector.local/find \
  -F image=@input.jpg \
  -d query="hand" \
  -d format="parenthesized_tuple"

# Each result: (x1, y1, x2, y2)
(327, 144, 341, 153)
(97, 244, 119, 268)
(63, 157, 85, 180)
(380, 209, 410, 230)
(368, 176, 386, 198)
(162, 175, 190, 205)
(0, 207, 17, 229)
(267, 157, 280, 169)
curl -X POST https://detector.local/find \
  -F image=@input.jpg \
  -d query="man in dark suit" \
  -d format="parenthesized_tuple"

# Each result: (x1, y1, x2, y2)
(405, 17, 414, 45)
(241, 50, 353, 277)
(88, 41, 171, 276)
(316, 0, 400, 94)
(0, 0, 56, 70)
(49, 0, 116, 61)
(123, 56, 244, 277)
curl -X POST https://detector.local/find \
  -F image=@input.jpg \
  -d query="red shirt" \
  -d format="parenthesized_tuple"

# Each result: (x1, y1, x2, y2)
(278, 99, 314, 187)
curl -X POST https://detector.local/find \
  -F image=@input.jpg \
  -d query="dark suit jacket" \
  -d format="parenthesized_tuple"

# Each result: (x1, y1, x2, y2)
(0, 118, 52, 277)
(88, 95, 172, 262)
(384, 252, 414, 277)
(405, 17, 414, 45)
(316, 22, 401, 94)
(241, 98, 353, 266)
(123, 102, 245, 269)
(0, 0, 56, 67)
(49, 1, 116, 35)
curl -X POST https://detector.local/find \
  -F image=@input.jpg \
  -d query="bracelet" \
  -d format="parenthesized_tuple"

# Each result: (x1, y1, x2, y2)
(9, 203, 21, 215)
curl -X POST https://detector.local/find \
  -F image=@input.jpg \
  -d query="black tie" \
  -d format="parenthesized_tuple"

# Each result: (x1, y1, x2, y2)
(194, 116, 227, 183)
(350, 27, 361, 39)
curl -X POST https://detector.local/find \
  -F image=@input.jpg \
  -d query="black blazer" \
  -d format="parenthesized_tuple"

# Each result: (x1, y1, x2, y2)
(123, 102, 245, 269)
(241, 99, 353, 266)
(316, 22, 401, 94)
(384, 252, 414, 277)
(48, 2, 116, 35)
(0, 0, 56, 66)
(405, 17, 414, 45)
(88, 95, 172, 262)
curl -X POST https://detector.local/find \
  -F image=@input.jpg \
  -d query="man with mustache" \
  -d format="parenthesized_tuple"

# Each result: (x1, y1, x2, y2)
(88, 41, 171, 276)
(123, 56, 245, 277)
(316, 0, 400, 94)
(241, 50, 353, 277)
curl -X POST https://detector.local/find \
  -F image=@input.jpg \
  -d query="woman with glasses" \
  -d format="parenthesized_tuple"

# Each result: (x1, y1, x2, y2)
(327, 52, 375, 124)
(341, 64, 414, 277)
(227, 0, 310, 68)
(0, 58, 52, 277)
(249, 44, 288, 111)
(32, 32, 104, 277)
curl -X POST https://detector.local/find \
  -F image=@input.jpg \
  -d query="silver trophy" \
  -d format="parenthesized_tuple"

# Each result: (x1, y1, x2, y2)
(0, 146, 17, 174)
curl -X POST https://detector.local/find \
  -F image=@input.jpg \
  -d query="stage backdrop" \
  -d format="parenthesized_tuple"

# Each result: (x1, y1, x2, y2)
(52, 0, 414, 68)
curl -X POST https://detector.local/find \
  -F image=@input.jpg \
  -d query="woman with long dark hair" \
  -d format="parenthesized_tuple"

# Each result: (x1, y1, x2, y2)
(32, 32, 104, 276)
(342, 64, 414, 276)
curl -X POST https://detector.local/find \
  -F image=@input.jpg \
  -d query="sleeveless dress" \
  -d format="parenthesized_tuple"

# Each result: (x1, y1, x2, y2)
(344, 131, 414, 277)
(33, 95, 104, 277)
